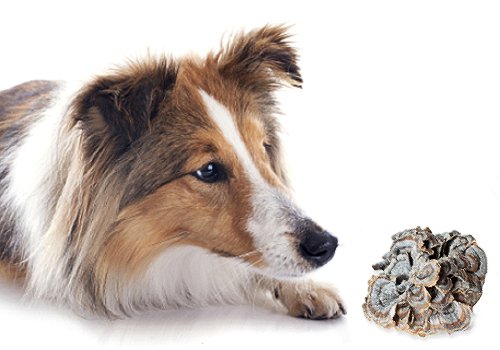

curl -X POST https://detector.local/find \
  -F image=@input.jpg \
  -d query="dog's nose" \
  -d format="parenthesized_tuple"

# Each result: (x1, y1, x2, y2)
(299, 230, 338, 267)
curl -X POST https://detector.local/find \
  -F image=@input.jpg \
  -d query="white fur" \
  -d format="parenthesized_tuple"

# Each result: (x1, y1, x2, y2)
(124, 245, 252, 314)
(199, 90, 308, 277)
(199, 90, 263, 184)
(5, 81, 83, 298)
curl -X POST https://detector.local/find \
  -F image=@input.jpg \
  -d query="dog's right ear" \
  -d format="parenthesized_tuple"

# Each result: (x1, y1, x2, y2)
(73, 59, 177, 158)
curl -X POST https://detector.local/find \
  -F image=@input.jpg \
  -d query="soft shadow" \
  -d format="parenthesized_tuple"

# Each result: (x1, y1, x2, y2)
(82, 305, 347, 345)
(0, 279, 347, 345)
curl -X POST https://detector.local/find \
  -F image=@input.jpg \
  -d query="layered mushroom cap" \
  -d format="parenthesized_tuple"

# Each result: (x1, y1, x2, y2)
(363, 227, 487, 336)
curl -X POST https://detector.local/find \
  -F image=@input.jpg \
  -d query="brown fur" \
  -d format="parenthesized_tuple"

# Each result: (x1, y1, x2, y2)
(66, 27, 301, 314)
(0, 261, 26, 282)
(93, 46, 299, 278)
(0, 26, 342, 319)
(0, 80, 58, 139)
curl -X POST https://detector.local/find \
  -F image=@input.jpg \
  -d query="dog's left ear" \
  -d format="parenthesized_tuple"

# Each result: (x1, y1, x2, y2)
(215, 25, 302, 92)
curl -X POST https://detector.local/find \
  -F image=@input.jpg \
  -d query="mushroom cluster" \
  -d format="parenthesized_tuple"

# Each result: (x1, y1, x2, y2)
(362, 227, 487, 336)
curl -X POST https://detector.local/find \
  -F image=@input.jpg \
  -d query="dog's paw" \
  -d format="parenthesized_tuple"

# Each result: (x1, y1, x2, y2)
(276, 281, 346, 320)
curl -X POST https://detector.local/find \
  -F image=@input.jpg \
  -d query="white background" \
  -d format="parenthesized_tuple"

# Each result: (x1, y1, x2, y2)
(1, 0, 499, 349)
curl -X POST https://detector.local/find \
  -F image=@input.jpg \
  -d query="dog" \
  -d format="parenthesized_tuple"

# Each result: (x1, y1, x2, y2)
(0, 25, 345, 319)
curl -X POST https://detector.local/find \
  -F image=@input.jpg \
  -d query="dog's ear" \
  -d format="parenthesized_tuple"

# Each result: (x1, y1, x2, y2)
(74, 59, 177, 157)
(215, 25, 302, 92)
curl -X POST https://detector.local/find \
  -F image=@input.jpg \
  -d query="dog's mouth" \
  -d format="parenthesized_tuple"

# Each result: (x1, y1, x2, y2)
(243, 189, 339, 277)
(208, 231, 338, 279)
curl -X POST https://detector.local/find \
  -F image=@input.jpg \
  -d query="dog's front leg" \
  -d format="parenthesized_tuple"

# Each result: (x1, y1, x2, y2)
(254, 276, 346, 320)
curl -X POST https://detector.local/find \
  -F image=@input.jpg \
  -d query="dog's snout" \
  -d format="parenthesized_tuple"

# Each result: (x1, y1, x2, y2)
(299, 230, 338, 267)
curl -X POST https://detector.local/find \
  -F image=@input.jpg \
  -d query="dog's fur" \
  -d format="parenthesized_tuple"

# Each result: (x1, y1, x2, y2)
(0, 26, 344, 319)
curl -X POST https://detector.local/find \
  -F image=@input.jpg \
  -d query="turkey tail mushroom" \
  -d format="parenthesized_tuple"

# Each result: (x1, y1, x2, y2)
(362, 227, 487, 336)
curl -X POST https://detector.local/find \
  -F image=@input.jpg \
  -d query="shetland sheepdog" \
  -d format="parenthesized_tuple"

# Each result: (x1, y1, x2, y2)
(0, 25, 344, 319)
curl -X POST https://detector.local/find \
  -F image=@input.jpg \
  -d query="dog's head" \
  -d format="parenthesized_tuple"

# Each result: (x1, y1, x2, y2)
(71, 26, 337, 303)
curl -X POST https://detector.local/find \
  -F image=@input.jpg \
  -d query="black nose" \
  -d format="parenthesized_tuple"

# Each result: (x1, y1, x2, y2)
(299, 231, 338, 267)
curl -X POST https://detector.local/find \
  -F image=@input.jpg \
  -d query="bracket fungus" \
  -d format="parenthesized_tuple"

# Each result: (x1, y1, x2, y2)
(362, 227, 487, 336)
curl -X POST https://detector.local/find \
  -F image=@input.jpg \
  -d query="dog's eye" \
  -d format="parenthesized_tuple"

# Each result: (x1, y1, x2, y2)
(193, 162, 227, 183)
(263, 142, 274, 158)
(263, 142, 272, 154)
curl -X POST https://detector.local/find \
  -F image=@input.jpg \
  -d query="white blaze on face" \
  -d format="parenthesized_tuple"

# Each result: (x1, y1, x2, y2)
(199, 90, 263, 185)
(199, 90, 307, 277)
